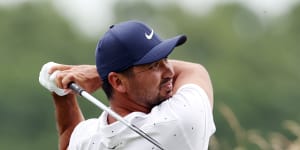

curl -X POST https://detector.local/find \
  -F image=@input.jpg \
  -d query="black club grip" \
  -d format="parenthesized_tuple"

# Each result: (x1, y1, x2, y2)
(68, 82, 85, 95)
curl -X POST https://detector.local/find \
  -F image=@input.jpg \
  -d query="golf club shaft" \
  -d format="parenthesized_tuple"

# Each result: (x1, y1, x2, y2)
(69, 83, 165, 150)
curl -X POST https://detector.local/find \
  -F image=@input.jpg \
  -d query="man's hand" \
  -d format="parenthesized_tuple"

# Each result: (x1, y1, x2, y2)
(39, 62, 69, 96)
(48, 63, 102, 94)
(39, 62, 98, 149)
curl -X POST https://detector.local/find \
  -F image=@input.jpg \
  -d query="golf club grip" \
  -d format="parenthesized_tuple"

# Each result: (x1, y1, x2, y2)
(68, 82, 84, 95)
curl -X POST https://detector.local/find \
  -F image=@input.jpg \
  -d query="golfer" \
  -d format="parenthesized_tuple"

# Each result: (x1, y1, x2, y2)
(39, 20, 215, 150)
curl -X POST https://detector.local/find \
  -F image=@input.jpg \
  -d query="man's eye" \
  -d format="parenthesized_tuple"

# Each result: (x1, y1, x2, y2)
(148, 62, 160, 70)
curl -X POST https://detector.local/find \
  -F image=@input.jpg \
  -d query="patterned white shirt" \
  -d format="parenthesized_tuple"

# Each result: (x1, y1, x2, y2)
(68, 84, 216, 150)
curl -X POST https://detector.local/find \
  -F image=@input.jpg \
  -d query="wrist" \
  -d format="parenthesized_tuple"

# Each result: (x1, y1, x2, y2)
(52, 92, 77, 105)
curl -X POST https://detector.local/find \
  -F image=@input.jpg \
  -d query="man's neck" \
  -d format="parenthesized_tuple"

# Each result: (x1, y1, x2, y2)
(107, 95, 151, 124)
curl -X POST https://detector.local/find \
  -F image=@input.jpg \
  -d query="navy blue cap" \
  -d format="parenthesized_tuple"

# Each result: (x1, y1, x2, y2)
(95, 20, 187, 80)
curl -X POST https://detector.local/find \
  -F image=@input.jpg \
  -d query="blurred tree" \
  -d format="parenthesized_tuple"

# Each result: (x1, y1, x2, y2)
(0, 2, 101, 149)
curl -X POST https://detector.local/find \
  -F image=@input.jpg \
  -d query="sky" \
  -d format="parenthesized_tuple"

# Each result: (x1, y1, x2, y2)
(0, 0, 299, 38)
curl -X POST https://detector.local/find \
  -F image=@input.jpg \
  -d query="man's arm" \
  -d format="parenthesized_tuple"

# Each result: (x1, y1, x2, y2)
(52, 93, 84, 150)
(50, 61, 213, 109)
(48, 64, 102, 150)
(170, 60, 214, 108)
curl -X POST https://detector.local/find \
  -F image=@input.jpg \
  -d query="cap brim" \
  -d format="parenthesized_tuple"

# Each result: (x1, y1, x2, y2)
(134, 35, 187, 65)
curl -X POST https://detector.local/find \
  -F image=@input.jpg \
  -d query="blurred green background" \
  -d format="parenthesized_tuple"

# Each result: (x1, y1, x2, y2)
(0, 0, 299, 149)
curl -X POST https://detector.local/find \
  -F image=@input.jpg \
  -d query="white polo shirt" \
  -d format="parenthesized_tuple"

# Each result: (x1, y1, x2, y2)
(68, 84, 216, 150)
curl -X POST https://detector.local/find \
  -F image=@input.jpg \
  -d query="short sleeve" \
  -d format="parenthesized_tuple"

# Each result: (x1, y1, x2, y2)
(68, 119, 99, 150)
(161, 84, 216, 149)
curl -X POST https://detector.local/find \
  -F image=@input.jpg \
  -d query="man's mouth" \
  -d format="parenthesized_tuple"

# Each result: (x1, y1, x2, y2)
(160, 79, 173, 91)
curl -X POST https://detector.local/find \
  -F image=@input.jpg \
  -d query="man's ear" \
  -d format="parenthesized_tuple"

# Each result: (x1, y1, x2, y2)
(107, 72, 127, 93)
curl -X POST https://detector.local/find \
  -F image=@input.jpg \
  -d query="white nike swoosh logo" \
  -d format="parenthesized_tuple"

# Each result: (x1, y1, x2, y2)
(145, 29, 154, 40)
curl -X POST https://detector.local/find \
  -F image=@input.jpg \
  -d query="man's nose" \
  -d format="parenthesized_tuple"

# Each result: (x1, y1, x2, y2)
(160, 59, 174, 78)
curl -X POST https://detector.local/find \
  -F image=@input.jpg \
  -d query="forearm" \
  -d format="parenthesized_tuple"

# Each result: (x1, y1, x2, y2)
(170, 60, 214, 107)
(52, 93, 84, 150)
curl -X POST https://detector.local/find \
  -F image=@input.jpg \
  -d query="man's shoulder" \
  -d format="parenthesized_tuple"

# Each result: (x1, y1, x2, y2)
(163, 83, 211, 115)
(175, 83, 207, 97)
(71, 118, 100, 138)
(68, 118, 100, 149)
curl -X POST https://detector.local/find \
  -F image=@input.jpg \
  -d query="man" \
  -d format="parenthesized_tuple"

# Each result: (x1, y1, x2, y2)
(39, 20, 215, 150)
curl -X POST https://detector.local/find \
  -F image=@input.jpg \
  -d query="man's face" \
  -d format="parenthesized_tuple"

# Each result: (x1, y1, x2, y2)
(125, 58, 174, 108)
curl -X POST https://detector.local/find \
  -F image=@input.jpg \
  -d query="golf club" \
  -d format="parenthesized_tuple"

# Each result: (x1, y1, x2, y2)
(68, 82, 165, 150)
